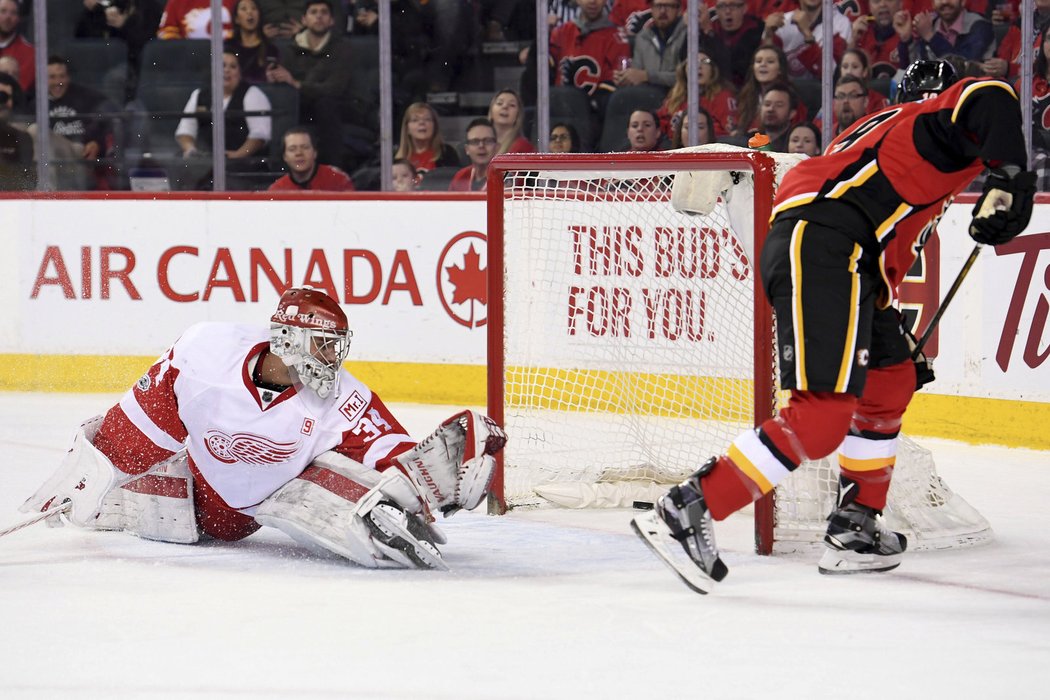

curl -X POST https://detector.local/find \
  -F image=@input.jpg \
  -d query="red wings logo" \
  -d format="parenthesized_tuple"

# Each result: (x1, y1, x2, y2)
(203, 430, 301, 465)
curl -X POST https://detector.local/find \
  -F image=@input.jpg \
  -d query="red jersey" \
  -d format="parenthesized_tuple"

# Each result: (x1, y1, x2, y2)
(854, 24, 908, 78)
(92, 323, 414, 512)
(505, 135, 537, 154)
(748, 0, 798, 16)
(658, 88, 737, 138)
(0, 35, 34, 91)
(268, 164, 355, 192)
(157, 0, 235, 39)
(551, 19, 631, 96)
(448, 166, 486, 192)
(609, 0, 651, 36)
(772, 78, 1026, 305)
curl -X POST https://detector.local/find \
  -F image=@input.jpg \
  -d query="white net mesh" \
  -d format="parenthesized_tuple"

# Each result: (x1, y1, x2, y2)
(496, 157, 992, 552)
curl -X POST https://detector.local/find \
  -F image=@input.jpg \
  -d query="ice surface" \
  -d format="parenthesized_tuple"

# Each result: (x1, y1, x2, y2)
(1, 393, 1047, 699)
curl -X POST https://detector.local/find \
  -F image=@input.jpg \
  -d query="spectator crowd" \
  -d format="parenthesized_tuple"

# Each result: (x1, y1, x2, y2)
(0, 0, 1044, 191)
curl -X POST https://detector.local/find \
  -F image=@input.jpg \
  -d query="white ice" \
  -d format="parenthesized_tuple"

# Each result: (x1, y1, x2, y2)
(1, 393, 1047, 700)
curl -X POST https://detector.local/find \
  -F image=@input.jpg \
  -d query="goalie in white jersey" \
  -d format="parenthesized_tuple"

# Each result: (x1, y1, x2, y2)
(20, 287, 507, 570)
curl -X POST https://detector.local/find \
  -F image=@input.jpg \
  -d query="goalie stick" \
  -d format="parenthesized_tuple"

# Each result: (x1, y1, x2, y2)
(0, 502, 71, 540)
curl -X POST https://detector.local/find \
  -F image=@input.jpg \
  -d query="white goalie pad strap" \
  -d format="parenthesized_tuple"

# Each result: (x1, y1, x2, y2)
(93, 453, 199, 544)
(396, 410, 506, 514)
(20, 415, 139, 527)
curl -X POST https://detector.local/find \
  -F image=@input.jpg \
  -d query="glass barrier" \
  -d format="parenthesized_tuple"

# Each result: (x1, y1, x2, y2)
(14, 0, 1046, 192)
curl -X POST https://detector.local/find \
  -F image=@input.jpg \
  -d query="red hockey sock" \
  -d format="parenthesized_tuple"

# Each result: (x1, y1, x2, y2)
(840, 466, 894, 511)
(701, 456, 763, 521)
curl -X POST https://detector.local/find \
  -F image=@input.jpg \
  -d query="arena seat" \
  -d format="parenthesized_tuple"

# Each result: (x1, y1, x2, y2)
(139, 39, 211, 86)
(256, 83, 299, 163)
(548, 86, 595, 151)
(56, 39, 129, 107)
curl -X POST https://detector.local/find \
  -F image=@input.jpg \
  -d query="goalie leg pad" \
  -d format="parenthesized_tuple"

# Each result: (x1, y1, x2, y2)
(396, 410, 506, 514)
(93, 453, 200, 544)
(255, 468, 388, 568)
(20, 415, 139, 527)
(255, 456, 448, 570)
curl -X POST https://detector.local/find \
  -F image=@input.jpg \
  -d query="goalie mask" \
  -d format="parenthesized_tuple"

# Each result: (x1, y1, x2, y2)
(270, 287, 352, 399)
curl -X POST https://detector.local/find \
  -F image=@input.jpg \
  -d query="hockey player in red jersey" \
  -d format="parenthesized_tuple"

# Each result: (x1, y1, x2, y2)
(21, 287, 506, 570)
(634, 60, 1036, 591)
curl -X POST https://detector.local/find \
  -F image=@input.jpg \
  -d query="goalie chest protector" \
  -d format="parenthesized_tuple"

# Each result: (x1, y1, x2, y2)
(134, 323, 411, 513)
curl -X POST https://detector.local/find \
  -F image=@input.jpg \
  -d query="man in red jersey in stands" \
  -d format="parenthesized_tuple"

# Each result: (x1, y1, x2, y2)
(268, 126, 355, 191)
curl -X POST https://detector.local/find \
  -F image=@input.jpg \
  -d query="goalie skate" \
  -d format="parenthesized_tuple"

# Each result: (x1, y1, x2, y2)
(366, 502, 449, 571)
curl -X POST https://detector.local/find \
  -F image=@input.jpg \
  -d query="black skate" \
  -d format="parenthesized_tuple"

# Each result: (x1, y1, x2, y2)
(366, 502, 449, 571)
(818, 502, 908, 575)
(631, 459, 728, 594)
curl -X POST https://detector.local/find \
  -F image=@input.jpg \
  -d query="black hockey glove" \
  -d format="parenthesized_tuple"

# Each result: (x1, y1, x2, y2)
(969, 166, 1036, 246)
(904, 329, 935, 392)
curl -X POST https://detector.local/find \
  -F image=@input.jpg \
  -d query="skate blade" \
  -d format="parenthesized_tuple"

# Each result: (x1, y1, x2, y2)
(369, 506, 450, 572)
(631, 512, 719, 595)
(817, 547, 902, 575)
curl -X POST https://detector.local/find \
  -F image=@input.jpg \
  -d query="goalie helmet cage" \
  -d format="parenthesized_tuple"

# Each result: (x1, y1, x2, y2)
(485, 150, 993, 557)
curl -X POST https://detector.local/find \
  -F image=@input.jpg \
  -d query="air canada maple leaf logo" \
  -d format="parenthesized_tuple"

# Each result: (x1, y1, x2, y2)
(437, 231, 487, 329)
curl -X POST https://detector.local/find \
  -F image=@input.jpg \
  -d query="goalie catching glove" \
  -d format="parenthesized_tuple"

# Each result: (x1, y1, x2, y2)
(396, 410, 507, 516)
(969, 165, 1036, 246)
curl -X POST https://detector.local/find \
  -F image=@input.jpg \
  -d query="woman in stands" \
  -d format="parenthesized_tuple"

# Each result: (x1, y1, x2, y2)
(670, 108, 715, 149)
(734, 44, 799, 136)
(175, 49, 271, 162)
(226, 0, 280, 85)
(786, 121, 821, 156)
(394, 102, 461, 176)
(657, 51, 736, 140)
(488, 89, 536, 154)
(549, 123, 581, 153)
(625, 109, 669, 151)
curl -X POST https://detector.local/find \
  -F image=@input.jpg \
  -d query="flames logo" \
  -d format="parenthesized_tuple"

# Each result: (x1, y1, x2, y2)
(560, 56, 601, 95)
(203, 430, 301, 465)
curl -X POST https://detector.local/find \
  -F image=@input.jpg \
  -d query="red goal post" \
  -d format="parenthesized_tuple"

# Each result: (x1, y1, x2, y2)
(485, 151, 781, 554)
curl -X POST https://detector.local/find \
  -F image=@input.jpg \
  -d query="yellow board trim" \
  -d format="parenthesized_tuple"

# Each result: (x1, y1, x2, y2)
(1, 355, 1047, 451)
(504, 367, 753, 421)
(0, 354, 490, 407)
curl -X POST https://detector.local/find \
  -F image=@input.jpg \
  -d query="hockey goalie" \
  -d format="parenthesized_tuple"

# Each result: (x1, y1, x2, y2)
(20, 287, 507, 570)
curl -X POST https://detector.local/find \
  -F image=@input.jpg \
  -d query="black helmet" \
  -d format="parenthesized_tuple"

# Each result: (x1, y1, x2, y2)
(897, 60, 958, 103)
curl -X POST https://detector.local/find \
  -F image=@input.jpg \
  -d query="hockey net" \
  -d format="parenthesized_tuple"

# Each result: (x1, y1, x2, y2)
(486, 148, 992, 554)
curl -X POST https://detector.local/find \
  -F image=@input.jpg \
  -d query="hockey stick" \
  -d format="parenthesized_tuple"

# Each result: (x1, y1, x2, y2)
(911, 244, 983, 358)
(0, 502, 71, 539)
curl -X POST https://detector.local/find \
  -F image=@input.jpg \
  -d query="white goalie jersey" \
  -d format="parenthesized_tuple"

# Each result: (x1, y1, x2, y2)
(99, 322, 417, 514)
